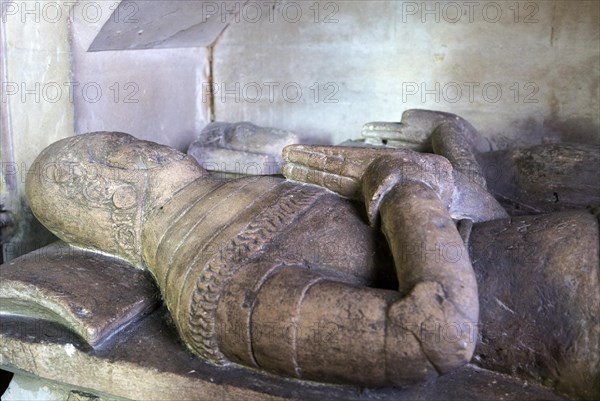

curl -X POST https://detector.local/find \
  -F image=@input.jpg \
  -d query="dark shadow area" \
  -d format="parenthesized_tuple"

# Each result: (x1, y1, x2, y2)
(0, 369, 13, 398)
(495, 115, 600, 149)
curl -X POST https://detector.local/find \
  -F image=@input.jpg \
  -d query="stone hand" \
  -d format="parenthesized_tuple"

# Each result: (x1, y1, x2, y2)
(282, 145, 392, 199)
(283, 140, 507, 223)
(282, 145, 454, 223)
(361, 109, 508, 223)
(281, 143, 479, 383)
(363, 109, 491, 153)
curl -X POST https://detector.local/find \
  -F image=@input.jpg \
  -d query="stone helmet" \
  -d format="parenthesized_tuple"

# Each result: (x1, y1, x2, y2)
(26, 132, 203, 268)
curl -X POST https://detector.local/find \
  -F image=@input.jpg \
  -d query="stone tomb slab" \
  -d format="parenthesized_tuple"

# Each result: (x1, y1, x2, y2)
(0, 243, 570, 400)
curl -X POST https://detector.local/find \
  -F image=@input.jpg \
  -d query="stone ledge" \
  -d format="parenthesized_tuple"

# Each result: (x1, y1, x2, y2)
(0, 309, 569, 401)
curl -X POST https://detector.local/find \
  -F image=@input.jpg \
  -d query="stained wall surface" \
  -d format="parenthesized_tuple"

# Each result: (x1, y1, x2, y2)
(212, 0, 600, 148)
(1, 1, 75, 258)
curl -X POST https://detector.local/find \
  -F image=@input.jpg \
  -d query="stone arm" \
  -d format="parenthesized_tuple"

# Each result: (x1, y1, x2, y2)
(279, 146, 479, 384)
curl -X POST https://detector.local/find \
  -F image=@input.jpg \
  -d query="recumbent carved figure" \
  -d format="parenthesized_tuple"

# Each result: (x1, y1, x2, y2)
(25, 110, 599, 399)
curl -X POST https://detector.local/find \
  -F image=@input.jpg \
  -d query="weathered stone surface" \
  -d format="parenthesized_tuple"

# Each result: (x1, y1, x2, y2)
(188, 147, 281, 176)
(0, 202, 594, 400)
(478, 143, 600, 214)
(361, 109, 492, 155)
(361, 121, 429, 150)
(0, 241, 159, 347)
(3, 372, 72, 401)
(471, 211, 600, 400)
(350, 110, 599, 217)
(282, 143, 507, 223)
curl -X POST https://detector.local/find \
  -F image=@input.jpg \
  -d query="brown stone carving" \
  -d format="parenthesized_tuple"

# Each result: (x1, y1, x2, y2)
(21, 109, 599, 399)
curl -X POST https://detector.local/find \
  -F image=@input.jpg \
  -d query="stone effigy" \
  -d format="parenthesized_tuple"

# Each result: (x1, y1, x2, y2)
(7, 109, 600, 400)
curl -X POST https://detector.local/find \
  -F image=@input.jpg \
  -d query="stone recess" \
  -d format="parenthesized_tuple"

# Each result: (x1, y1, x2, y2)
(70, 1, 211, 152)
(212, 1, 599, 147)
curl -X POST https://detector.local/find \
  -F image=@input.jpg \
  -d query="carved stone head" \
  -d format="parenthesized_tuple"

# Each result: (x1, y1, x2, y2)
(26, 132, 203, 268)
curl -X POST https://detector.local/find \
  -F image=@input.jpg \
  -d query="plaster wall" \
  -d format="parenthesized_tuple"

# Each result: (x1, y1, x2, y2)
(1, 0, 75, 258)
(212, 0, 600, 148)
(70, 1, 211, 152)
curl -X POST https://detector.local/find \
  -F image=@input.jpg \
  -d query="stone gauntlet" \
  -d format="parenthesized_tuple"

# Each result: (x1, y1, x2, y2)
(361, 153, 479, 380)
